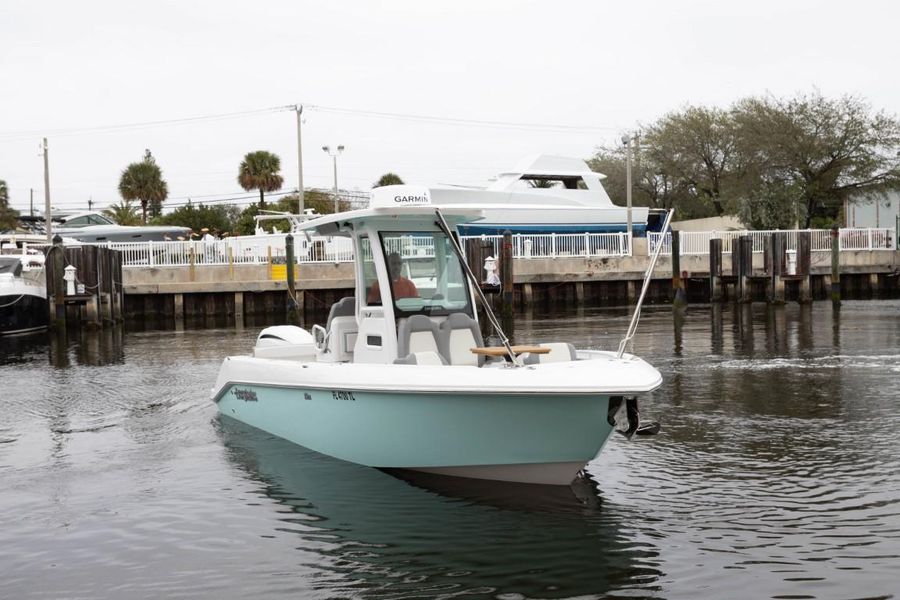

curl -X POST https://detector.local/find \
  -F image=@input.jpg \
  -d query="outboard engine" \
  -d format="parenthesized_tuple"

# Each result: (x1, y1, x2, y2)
(253, 326, 316, 360)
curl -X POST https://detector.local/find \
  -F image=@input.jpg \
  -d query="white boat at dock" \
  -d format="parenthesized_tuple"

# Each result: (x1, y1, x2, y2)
(397, 154, 659, 236)
(211, 192, 667, 486)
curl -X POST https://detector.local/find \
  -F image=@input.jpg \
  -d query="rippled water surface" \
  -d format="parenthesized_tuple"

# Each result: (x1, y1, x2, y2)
(1, 301, 898, 599)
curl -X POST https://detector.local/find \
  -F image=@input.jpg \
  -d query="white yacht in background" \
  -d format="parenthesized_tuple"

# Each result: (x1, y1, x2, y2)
(405, 154, 658, 236)
(18, 211, 191, 243)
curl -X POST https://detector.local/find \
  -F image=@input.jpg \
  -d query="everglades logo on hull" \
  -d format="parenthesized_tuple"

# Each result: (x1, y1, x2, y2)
(232, 388, 258, 402)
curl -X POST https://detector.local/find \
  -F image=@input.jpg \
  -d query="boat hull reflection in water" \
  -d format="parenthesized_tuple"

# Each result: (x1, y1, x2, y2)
(217, 416, 661, 598)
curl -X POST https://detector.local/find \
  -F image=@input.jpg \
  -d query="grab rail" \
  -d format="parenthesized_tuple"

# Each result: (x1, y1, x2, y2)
(616, 209, 674, 359)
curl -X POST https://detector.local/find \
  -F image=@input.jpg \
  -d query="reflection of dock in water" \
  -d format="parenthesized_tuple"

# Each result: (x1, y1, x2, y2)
(217, 417, 662, 599)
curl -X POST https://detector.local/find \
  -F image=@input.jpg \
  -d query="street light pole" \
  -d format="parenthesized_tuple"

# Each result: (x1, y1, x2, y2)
(321, 145, 345, 214)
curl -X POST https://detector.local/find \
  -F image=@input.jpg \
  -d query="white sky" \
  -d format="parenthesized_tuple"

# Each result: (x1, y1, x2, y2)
(1, 0, 898, 213)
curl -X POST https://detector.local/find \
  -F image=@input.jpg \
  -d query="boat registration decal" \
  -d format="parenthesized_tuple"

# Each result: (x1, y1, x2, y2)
(331, 390, 356, 402)
(232, 388, 258, 402)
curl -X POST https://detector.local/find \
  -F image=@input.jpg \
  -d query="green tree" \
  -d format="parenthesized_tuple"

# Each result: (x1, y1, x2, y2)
(373, 172, 404, 187)
(238, 151, 283, 208)
(103, 200, 142, 226)
(118, 150, 168, 224)
(153, 203, 234, 234)
(641, 106, 742, 217)
(0, 179, 19, 231)
(734, 92, 900, 227)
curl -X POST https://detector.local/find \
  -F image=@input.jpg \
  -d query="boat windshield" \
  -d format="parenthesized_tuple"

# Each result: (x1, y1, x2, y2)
(376, 231, 472, 318)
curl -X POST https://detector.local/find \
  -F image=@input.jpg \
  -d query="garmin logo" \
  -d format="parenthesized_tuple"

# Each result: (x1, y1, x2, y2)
(393, 195, 429, 204)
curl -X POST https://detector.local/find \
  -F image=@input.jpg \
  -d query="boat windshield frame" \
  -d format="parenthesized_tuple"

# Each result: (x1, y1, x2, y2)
(376, 230, 474, 319)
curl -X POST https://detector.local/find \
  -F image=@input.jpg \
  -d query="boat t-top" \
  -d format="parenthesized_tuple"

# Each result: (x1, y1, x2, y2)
(212, 187, 668, 486)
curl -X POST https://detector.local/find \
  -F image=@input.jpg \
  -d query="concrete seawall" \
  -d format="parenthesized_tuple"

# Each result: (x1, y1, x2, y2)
(120, 249, 899, 326)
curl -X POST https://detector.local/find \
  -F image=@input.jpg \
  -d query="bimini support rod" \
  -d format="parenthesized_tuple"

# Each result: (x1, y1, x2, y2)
(617, 209, 675, 359)
(434, 208, 521, 366)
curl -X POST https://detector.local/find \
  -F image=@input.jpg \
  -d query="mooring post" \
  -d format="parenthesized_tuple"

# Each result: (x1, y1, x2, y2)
(285, 234, 300, 324)
(501, 230, 514, 334)
(48, 237, 66, 329)
(739, 235, 753, 303)
(234, 291, 244, 328)
(672, 230, 687, 307)
(770, 232, 786, 305)
(798, 231, 812, 303)
(709, 238, 723, 302)
(830, 225, 841, 307)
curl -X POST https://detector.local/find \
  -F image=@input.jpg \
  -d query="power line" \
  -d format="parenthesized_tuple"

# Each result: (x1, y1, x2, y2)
(0, 102, 622, 141)
(308, 103, 621, 133)
(0, 105, 291, 141)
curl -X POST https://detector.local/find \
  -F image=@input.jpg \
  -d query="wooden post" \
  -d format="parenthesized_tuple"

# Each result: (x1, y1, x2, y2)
(671, 230, 687, 308)
(174, 293, 184, 329)
(228, 246, 234, 280)
(626, 279, 638, 304)
(47, 241, 66, 329)
(830, 225, 841, 307)
(739, 235, 753, 303)
(770, 233, 785, 305)
(709, 238, 723, 302)
(189, 247, 196, 282)
(501, 230, 514, 334)
(575, 281, 585, 305)
(285, 234, 300, 324)
(84, 245, 101, 328)
(234, 291, 244, 328)
(523, 282, 533, 306)
(798, 231, 812, 303)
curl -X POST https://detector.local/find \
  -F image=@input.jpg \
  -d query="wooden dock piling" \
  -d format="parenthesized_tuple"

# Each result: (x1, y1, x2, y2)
(709, 238, 723, 302)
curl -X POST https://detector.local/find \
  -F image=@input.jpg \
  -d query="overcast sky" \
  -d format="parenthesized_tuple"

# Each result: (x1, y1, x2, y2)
(1, 0, 898, 213)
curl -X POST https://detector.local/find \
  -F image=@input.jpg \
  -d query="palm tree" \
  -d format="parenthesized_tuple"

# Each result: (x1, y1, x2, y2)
(0, 179, 19, 231)
(118, 150, 168, 224)
(373, 172, 404, 187)
(103, 200, 141, 226)
(238, 151, 283, 208)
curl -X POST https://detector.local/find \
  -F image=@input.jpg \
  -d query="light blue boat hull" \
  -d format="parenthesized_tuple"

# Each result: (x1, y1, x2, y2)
(215, 383, 616, 483)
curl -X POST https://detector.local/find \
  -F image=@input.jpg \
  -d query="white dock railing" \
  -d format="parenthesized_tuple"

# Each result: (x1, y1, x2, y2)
(649, 228, 895, 256)
(105, 228, 892, 269)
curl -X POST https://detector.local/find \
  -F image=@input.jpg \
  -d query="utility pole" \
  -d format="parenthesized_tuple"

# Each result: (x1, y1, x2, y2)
(29, 188, 34, 217)
(42, 138, 52, 243)
(294, 105, 304, 213)
(622, 134, 633, 239)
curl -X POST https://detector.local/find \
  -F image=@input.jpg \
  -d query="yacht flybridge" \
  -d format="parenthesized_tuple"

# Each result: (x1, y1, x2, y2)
(407, 154, 660, 236)
(212, 191, 667, 486)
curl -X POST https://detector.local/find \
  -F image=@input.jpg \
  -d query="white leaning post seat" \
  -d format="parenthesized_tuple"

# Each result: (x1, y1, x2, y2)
(522, 342, 578, 365)
(393, 351, 448, 366)
(439, 312, 485, 366)
(324, 296, 357, 360)
(397, 314, 443, 361)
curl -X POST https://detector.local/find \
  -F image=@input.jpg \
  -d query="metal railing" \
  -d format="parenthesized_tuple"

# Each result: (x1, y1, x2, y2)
(648, 228, 895, 256)
(101, 227, 893, 269)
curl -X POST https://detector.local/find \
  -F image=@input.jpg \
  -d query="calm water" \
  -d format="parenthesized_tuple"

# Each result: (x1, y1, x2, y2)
(1, 301, 899, 599)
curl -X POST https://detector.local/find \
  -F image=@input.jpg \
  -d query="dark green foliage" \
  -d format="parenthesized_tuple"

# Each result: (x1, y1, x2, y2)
(373, 173, 404, 187)
(118, 150, 168, 225)
(103, 200, 141, 226)
(589, 92, 900, 227)
(238, 151, 283, 208)
(0, 179, 19, 232)
(152, 203, 235, 235)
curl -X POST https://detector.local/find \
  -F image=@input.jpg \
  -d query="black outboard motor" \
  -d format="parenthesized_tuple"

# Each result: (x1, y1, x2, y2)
(608, 396, 660, 438)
